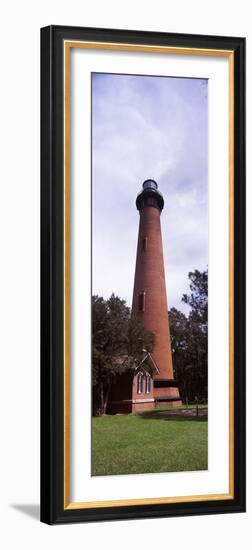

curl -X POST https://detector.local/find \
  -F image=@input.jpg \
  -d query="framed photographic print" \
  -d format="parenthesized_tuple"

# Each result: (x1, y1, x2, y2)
(40, 25, 246, 524)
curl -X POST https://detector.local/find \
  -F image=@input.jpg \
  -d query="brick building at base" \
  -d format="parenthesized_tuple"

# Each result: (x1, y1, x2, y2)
(107, 352, 158, 414)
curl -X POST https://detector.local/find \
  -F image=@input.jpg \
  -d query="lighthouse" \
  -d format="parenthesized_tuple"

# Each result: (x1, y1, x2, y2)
(107, 179, 181, 414)
(132, 179, 181, 408)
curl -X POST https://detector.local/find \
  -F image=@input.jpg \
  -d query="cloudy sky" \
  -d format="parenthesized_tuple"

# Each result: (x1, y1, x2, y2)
(92, 73, 208, 314)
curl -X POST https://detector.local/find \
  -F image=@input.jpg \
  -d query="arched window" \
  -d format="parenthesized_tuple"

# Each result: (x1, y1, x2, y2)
(146, 375, 151, 394)
(137, 373, 144, 394)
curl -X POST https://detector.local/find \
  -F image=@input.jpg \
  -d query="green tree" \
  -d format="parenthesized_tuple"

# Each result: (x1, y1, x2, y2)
(169, 307, 188, 393)
(92, 293, 154, 415)
(182, 268, 208, 330)
(183, 268, 208, 401)
(169, 268, 208, 402)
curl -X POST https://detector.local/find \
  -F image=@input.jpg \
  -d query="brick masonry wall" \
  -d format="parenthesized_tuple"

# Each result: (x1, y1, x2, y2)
(132, 206, 175, 381)
(154, 386, 181, 399)
(132, 401, 155, 413)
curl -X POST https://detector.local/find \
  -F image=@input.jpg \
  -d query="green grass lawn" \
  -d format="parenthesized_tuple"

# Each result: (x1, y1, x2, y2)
(92, 409, 208, 476)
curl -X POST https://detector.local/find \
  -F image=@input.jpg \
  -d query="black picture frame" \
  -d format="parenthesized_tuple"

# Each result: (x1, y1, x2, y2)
(41, 25, 246, 524)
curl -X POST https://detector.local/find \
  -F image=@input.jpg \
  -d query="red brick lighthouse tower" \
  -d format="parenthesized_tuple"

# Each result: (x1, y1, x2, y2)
(132, 179, 181, 408)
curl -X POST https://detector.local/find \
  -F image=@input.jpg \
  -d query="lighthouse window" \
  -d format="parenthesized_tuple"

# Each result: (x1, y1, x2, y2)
(137, 373, 144, 394)
(142, 236, 148, 252)
(146, 375, 151, 394)
(138, 291, 146, 312)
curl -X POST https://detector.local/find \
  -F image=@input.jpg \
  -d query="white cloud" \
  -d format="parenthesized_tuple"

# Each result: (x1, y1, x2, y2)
(92, 74, 208, 313)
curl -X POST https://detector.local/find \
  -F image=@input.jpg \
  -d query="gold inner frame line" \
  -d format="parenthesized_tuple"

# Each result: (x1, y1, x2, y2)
(63, 40, 234, 510)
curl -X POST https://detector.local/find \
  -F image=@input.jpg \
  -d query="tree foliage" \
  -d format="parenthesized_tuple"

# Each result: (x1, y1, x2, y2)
(92, 268, 208, 414)
(169, 268, 208, 402)
(92, 293, 154, 415)
(182, 269, 208, 330)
